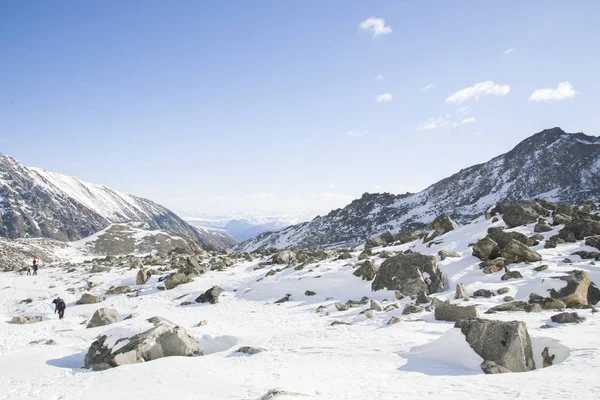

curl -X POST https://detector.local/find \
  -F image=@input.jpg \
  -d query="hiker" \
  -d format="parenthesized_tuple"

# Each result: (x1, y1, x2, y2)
(52, 297, 66, 320)
(26, 266, 32, 276)
(32, 259, 38, 276)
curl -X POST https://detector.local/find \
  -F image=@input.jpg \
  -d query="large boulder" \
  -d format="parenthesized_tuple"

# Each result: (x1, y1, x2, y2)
(10, 316, 42, 324)
(588, 283, 600, 305)
(353, 260, 378, 281)
(455, 318, 535, 372)
(501, 240, 542, 263)
(163, 272, 193, 290)
(371, 253, 444, 295)
(558, 220, 600, 242)
(434, 302, 478, 321)
(425, 215, 458, 242)
(395, 230, 425, 244)
(472, 237, 500, 261)
(77, 293, 99, 305)
(379, 231, 395, 244)
(487, 228, 533, 248)
(489, 201, 545, 228)
(271, 250, 297, 265)
(87, 308, 122, 328)
(84, 317, 203, 370)
(585, 236, 600, 250)
(549, 270, 591, 306)
(365, 236, 386, 250)
(195, 286, 223, 304)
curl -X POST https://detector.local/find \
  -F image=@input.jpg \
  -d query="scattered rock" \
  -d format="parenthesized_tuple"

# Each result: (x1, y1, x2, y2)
(334, 302, 348, 312)
(10, 316, 42, 324)
(20, 298, 33, 304)
(372, 253, 444, 296)
(236, 346, 266, 355)
(402, 304, 424, 315)
(370, 299, 384, 312)
(77, 293, 99, 305)
(415, 291, 430, 304)
(497, 287, 510, 295)
(434, 302, 478, 321)
(473, 289, 494, 298)
(84, 317, 203, 370)
(549, 270, 591, 306)
(394, 291, 404, 300)
(455, 283, 469, 300)
(271, 250, 297, 265)
(534, 222, 553, 233)
(425, 215, 458, 242)
(455, 318, 535, 372)
(503, 296, 515, 302)
(353, 260, 378, 281)
(558, 220, 600, 242)
(87, 308, 122, 328)
(195, 286, 223, 304)
(501, 240, 542, 263)
(331, 321, 350, 326)
(136, 269, 149, 285)
(551, 312, 585, 324)
(304, 290, 316, 296)
(197, 320, 208, 327)
(387, 316, 401, 325)
(365, 236, 386, 250)
(489, 200, 544, 228)
(29, 339, 56, 345)
(438, 250, 460, 261)
(533, 265, 549, 272)
(501, 271, 523, 281)
(480, 360, 512, 374)
(472, 237, 500, 261)
(542, 347, 555, 368)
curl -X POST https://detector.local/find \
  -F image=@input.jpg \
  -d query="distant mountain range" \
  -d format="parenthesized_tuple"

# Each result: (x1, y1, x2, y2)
(237, 127, 600, 251)
(0, 153, 235, 250)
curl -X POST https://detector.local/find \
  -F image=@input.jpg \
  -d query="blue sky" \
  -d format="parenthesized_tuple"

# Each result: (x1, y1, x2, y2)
(1, 1, 599, 216)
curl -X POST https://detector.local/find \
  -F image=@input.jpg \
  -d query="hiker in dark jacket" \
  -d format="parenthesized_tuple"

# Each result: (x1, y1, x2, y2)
(52, 297, 66, 319)
(32, 259, 39, 276)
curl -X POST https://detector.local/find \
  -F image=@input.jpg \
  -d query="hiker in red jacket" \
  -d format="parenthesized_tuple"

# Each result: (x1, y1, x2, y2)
(32, 259, 38, 276)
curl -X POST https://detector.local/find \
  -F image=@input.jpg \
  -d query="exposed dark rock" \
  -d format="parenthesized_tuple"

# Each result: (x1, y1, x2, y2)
(472, 237, 500, 261)
(434, 302, 478, 321)
(455, 283, 469, 300)
(195, 286, 223, 304)
(87, 308, 122, 328)
(548, 270, 591, 306)
(77, 293, 99, 305)
(551, 312, 585, 324)
(501, 240, 542, 263)
(105, 286, 133, 296)
(533, 265, 549, 272)
(236, 346, 266, 355)
(501, 271, 523, 281)
(353, 260, 378, 281)
(10, 316, 42, 324)
(473, 289, 494, 298)
(372, 253, 444, 295)
(438, 250, 460, 261)
(402, 304, 424, 315)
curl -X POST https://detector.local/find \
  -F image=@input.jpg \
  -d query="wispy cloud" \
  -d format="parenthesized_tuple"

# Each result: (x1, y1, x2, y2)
(529, 81, 577, 102)
(376, 93, 392, 103)
(359, 17, 392, 38)
(446, 81, 510, 104)
(503, 48, 514, 55)
(347, 131, 367, 137)
(247, 192, 275, 199)
(375, 74, 383, 81)
(417, 116, 450, 131)
(461, 117, 476, 125)
(457, 106, 470, 114)
(421, 83, 435, 92)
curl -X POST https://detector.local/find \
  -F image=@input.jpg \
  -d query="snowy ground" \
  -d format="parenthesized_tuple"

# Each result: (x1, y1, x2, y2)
(1, 217, 600, 399)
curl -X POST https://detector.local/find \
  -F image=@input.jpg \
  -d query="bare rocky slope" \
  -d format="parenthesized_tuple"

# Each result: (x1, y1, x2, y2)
(237, 127, 600, 251)
(0, 153, 236, 250)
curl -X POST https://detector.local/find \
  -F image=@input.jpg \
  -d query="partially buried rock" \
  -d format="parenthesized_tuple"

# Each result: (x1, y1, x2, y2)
(438, 250, 460, 261)
(501, 240, 542, 263)
(473, 289, 494, 298)
(105, 286, 133, 296)
(387, 316, 401, 325)
(455, 283, 469, 300)
(10, 316, 42, 324)
(480, 360, 512, 374)
(501, 271, 523, 281)
(77, 293, 99, 305)
(415, 291, 430, 304)
(472, 237, 501, 261)
(236, 346, 266, 355)
(371, 252, 444, 296)
(497, 287, 510, 295)
(548, 270, 591, 306)
(533, 265, 549, 272)
(455, 318, 535, 372)
(84, 317, 203, 370)
(425, 215, 458, 242)
(402, 304, 424, 315)
(304, 290, 316, 296)
(331, 321, 350, 326)
(136, 269, 149, 285)
(87, 308, 122, 328)
(370, 299, 384, 312)
(195, 286, 223, 304)
(434, 302, 478, 321)
(551, 312, 586, 324)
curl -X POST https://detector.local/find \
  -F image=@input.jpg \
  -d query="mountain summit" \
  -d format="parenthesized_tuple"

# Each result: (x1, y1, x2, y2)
(238, 128, 600, 251)
(0, 153, 235, 250)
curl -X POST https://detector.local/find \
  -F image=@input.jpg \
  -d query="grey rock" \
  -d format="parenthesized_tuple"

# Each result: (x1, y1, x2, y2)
(334, 302, 348, 312)
(415, 291, 431, 304)
(501, 271, 523, 281)
(438, 250, 460, 261)
(497, 287, 510, 295)
(370, 299, 384, 312)
(533, 265, 549, 272)
(402, 304, 424, 315)
(473, 289, 494, 298)
(77, 293, 99, 305)
(372, 253, 444, 296)
(195, 286, 223, 304)
(271, 250, 297, 265)
(425, 215, 458, 242)
(363, 310, 374, 319)
(472, 237, 500, 261)
(105, 286, 133, 296)
(434, 302, 478, 321)
(304, 290, 316, 296)
(503, 296, 515, 302)
(10, 316, 42, 324)
(387, 316, 401, 325)
(548, 270, 591, 306)
(501, 240, 542, 263)
(365, 236, 386, 249)
(353, 260, 378, 281)
(84, 316, 203, 370)
(480, 360, 512, 374)
(455, 283, 469, 300)
(87, 308, 122, 328)
(163, 272, 193, 290)
(136, 269, 149, 285)
(551, 312, 585, 324)
(455, 318, 535, 372)
(236, 346, 266, 355)
(490, 200, 544, 228)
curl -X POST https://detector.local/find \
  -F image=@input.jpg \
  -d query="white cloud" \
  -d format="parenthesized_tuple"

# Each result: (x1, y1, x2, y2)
(457, 105, 470, 114)
(417, 116, 450, 131)
(503, 48, 514, 55)
(359, 17, 392, 38)
(421, 83, 435, 91)
(461, 117, 476, 125)
(376, 93, 392, 103)
(528, 81, 577, 102)
(347, 131, 367, 137)
(246, 192, 275, 199)
(375, 74, 384, 80)
(446, 81, 511, 104)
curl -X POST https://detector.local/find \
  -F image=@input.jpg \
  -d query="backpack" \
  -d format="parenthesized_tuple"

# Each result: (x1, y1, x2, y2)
(57, 299, 66, 310)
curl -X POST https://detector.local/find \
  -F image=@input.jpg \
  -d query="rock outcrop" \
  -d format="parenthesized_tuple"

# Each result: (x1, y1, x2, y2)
(87, 308, 122, 328)
(371, 253, 444, 295)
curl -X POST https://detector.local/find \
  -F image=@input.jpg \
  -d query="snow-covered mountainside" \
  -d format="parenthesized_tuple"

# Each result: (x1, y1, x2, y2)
(238, 128, 600, 251)
(0, 153, 236, 250)
(1, 200, 599, 399)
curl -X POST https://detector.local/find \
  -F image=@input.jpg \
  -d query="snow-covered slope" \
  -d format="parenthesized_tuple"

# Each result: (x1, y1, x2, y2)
(238, 128, 600, 251)
(1, 205, 599, 399)
(0, 153, 235, 250)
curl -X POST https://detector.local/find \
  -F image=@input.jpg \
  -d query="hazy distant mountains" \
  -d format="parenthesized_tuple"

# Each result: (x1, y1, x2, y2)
(237, 127, 600, 251)
(0, 153, 235, 250)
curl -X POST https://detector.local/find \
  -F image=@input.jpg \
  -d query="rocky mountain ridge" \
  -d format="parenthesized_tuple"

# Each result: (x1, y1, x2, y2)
(0, 153, 235, 250)
(237, 128, 600, 251)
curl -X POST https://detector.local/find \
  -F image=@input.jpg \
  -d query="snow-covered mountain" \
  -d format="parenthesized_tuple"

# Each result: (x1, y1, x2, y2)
(0, 153, 235, 250)
(237, 128, 600, 251)
(184, 213, 313, 242)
